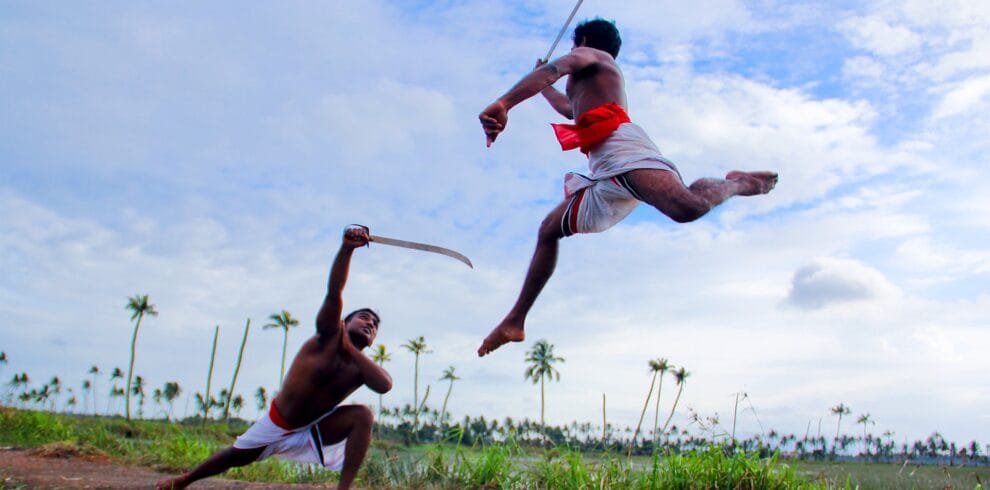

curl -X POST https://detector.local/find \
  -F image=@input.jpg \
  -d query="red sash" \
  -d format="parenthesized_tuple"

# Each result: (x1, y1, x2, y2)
(551, 102, 630, 154)
(269, 401, 294, 430)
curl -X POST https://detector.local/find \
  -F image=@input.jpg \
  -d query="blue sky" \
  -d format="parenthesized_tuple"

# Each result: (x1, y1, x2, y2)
(2, 0, 989, 447)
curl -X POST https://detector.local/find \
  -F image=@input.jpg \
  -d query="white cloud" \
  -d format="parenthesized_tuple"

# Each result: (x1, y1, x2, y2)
(785, 257, 901, 310)
(839, 15, 922, 57)
(931, 74, 990, 120)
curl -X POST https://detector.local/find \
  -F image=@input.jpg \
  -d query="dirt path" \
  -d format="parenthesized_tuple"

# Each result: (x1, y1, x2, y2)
(0, 447, 339, 489)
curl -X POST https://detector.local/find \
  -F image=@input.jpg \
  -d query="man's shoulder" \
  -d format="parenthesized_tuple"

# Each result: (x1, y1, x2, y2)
(565, 47, 619, 73)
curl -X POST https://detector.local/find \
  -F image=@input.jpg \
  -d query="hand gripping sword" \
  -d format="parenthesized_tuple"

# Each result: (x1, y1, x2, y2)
(347, 225, 473, 269)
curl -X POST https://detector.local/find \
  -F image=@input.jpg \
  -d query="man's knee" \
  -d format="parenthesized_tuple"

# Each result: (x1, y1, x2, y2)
(538, 210, 566, 241)
(351, 404, 374, 429)
(664, 203, 709, 223)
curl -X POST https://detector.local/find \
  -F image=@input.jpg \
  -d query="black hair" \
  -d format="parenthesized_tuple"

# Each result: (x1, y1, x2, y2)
(573, 18, 621, 58)
(344, 308, 380, 325)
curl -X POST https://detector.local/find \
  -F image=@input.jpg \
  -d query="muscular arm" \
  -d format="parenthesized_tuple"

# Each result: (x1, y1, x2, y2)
(540, 85, 573, 119)
(350, 347, 393, 394)
(480, 48, 598, 145)
(535, 60, 574, 119)
(338, 321, 393, 394)
(315, 228, 368, 339)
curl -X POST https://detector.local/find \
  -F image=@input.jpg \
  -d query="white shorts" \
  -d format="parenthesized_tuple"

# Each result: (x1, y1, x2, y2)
(233, 404, 346, 470)
(560, 123, 682, 236)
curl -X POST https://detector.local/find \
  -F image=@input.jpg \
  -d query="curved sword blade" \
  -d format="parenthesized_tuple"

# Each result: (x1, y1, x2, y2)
(369, 234, 473, 269)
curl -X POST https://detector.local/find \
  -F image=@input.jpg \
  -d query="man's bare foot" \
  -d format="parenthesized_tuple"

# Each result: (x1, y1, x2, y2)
(726, 171, 778, 196)
(477, 321, 525, 357)
(155, 476, 187, 490)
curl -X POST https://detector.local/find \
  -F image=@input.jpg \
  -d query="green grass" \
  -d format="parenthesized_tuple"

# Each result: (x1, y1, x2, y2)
(3, 407, 987, 489)
(795, 459, 989, 489)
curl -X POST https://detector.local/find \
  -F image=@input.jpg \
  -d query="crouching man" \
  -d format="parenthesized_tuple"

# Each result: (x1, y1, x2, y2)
(157, 226, 392, 489)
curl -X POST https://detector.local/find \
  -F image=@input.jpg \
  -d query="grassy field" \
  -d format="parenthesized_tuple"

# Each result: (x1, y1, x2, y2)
(792, 460, 987, 489)
(2, 407, 987, 489)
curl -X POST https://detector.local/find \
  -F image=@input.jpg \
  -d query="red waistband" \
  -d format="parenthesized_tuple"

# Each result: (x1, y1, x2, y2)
(269, 401, 294, 430)
(551, 102, 630, 154)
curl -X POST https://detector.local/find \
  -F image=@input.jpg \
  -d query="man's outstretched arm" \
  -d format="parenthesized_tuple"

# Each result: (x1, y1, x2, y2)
(480, 48, 596, 146)
(315, 227, 369, 338)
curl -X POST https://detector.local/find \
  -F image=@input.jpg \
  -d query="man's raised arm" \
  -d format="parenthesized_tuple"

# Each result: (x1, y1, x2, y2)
(479, 48, 595, 146)
(315, 227, 369, 338)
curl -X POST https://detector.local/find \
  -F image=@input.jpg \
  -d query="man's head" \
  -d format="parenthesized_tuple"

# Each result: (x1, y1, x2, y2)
(344, 308, 380, 347)
(573, 18, 621, 59)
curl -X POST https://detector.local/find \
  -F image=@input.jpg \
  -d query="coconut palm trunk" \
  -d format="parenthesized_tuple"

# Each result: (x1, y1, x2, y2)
(439, 366, 459, 427)
(264, 310, 299, 388)
(223, 319, 250, 421)
(632, 370, 657, 447)
(652, 362, 670, 444)
(523, 340, 563, 442)
(124, 294, 157, 421)
(633, 358, 668, 452)
(659, 368, 690, 439)
(401, 337, 430, 430)
(202, 325, 219, 426)
(370, 345, 392, 417)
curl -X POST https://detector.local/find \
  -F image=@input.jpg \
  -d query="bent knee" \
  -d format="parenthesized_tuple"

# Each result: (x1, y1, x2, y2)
(666, 206, 706, 223)
(655, 198, 711, 223)
(538, 214, 565, 241)
(351, 404, 374, 428)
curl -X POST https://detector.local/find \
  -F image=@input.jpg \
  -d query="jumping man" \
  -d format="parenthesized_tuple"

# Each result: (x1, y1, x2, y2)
(477, 18, 777, 356)
(156, 226, 392, 489)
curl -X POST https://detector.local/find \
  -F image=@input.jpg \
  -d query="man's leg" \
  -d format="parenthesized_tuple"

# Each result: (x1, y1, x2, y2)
(624, 169, 777, 223)
(155, 445, 265, 489)
(317, 404, 375, 490)
(478, 199, 570, 357)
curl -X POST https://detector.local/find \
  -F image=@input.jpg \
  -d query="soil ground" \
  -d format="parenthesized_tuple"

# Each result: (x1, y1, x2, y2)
(0, 447, 340, 489)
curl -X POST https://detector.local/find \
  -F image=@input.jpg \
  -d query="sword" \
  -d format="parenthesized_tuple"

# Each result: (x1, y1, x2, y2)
(347, 225, 473, 269)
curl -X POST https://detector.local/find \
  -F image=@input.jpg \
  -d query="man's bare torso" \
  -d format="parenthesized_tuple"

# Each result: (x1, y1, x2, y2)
(275, 335, 362, 427)
(564, 47, 627, 118)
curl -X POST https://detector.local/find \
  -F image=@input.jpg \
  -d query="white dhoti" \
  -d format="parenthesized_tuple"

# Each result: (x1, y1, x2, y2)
(233, 402, 346, 470)
(560, 122, 683, 236)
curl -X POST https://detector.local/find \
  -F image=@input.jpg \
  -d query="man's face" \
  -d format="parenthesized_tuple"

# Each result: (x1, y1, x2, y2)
(346, 310, 380, 347)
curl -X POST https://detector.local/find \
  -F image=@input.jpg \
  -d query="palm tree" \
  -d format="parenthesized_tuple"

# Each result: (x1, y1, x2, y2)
(131, 375, 146, 418)
(651, 358, 672, 443)
(82, 380, 92, 414)
(153, 388, 164, 417)
(830, 403, 851, 452)
(254, 386, 267, 417)
(160, 381, 181, 421)
(109, 386, 125, 414)
(108, 367, 124, 415)
(88, 365, 100, 415)
(439, 366, 460, 426)
(223, 319, 251, 421)
(202, 326, 219, 425)
(66, 392, 77, 413)
(631, 358, 667, 451)
(523, 339, 564, 430)
(401, 336, 431, 428)
(125, 294, 158, 421)
(659, 367, 690, 438)
(264, 310, 299, 386)
(370, 344, 392, 415)
(231, 394, 244, 418)
(856, 413, 874, 457)
(49, 376, 62, 412)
